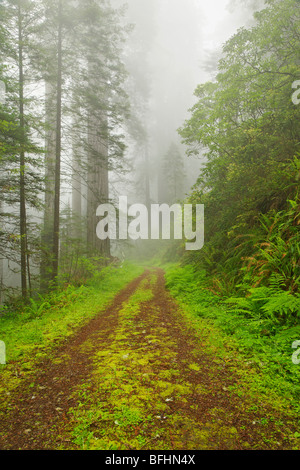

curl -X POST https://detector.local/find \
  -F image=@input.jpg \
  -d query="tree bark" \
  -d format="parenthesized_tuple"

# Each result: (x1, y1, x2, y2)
(40, 80, 56, 291)
(18, 2, 27, 298)
(86, 53, 110, 260)
(52, 0, 63, 284)
(71, 110, 82, 238)
(87, 111, 110, 259)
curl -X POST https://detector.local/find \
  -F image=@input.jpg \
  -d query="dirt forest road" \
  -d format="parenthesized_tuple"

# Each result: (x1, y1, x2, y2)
(0, 268, 298, 451)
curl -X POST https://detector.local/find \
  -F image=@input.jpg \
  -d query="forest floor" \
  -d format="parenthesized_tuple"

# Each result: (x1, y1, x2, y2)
(0, 267, 299, 451)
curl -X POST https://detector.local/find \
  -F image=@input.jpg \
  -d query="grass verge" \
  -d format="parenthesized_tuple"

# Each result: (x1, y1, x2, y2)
(163, 262, 300, 423)
(0, 262, 144, 396)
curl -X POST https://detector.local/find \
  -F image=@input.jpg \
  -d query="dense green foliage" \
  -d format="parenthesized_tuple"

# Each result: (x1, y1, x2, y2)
(178, 0, 299, 305)
(0, 0, 130, 301)
(157, 1, 300, 414)
(164, 263, 300, 407)
(0, 0, 44, 285)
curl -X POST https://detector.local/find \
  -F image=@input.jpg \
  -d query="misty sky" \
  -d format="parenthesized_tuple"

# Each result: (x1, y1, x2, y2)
(111, 0, 265, 204)
(199, 0, 262, 81)
(202, 0, 246, 51)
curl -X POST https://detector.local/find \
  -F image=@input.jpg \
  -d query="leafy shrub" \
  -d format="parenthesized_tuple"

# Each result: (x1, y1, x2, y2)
(225, 286, 300, 325)
(239, 198, 300, 293)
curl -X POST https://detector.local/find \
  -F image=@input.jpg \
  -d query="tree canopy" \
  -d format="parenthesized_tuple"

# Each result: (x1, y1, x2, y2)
(179, 0, 300, 293)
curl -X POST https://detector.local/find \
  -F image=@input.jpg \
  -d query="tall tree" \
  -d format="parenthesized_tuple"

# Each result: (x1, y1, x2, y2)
(38, 0, 130, 282)
(72, 0, 130, 259)
(0, 0, 44, 299)
(179, 0, 300, 285)
(161, 142, 186, 204)
(17, 0, 28, 297)
(39, 0, 81, 288)
(52, 0, 63, 283)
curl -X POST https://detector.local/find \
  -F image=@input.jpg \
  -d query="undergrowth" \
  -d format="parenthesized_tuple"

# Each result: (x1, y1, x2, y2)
(164, 263, 300, 413)
(0, 262, 144, 368)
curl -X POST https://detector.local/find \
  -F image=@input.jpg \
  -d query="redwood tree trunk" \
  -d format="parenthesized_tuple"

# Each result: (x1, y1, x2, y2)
(52, 0, 63, 284)
(18, 2, 27, 298)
